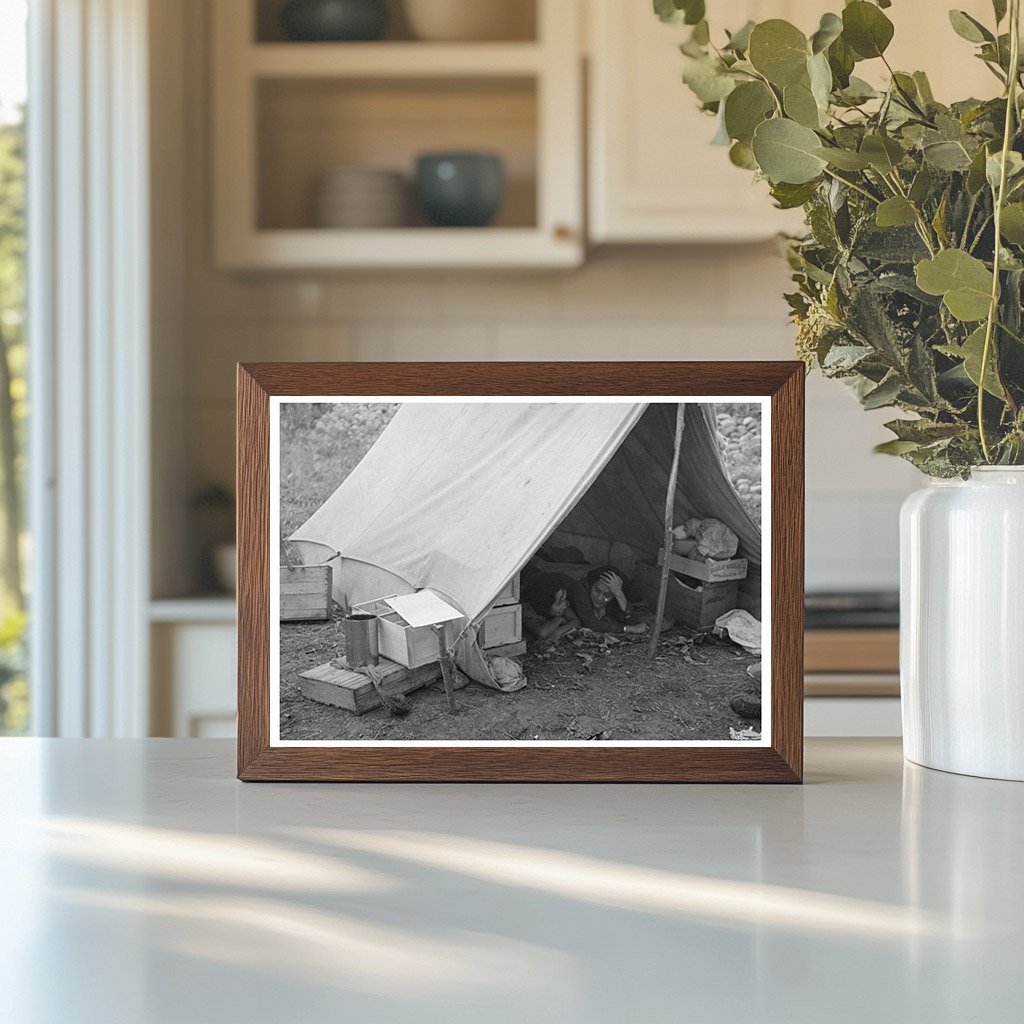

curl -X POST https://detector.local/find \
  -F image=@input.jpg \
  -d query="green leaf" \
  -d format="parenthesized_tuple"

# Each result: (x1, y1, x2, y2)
(860, 133, 904, 173)
(932, 190, 950, 246)
(923, 140, 972, 171)
(986, 150, 1024, 191)
(691, 19, 710, 45)
(939, 325, 1006, 398)
(993, 0, 1008, 24)
(885, 418, 963, 443)
(814, 146, 872, 170)
(862, 374, 903, 409)
(915, 249, 994, 321)
(682, 57, 736, 104)
(876, 197, 918, 228)
(842, 1, 895, 59)
(948, 10, 994, 44)
(748, 20, 809, 86)
(751, 118, 828, 184)
(891, 72, 920, 106)
(827, 36, 855, 88)
(784, 80, 824, 129)
(967, 144, 991, 194)
(837, 76, 879, 104)
(770, 180, 820, 209)
(909, 164, 933, 205)
(723, 81, 775, 144)
(1000, 203, 1024, 244)
(729, 140, 757, 169)
(875, 439, 922, 455)
(807, 51, 833, 109)
(653, 0, 705, 26)
(711, 110, 731, 145)
(724, 20, 755, 53)
(810, 12, 843, 54)
(913, 71, 935, 104)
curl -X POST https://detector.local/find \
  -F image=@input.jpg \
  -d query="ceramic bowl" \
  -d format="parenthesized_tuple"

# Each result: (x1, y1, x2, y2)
(316, 168, 407, 228)
(403, 0, 534, 42)
(415, 152, 504, 228)
(281, 0, 388, 42)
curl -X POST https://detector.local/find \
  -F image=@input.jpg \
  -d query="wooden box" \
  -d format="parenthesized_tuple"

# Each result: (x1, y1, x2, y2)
(493, 574, 521, 607)
(658, 548, 748, 583)
(299, 656, 441, 716)
(637, 562, 739, 630)
(479, 603, 523, 649)
(351, 596, 458, 669)
(280, 565, 333, 621)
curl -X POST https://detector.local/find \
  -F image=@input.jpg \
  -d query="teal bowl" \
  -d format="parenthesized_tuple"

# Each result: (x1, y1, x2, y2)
(415, 153, 505, 228)
(281, 0, 388, 42)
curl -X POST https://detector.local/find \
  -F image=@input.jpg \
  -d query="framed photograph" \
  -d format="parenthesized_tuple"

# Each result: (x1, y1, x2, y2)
(237, 362, 804, 782)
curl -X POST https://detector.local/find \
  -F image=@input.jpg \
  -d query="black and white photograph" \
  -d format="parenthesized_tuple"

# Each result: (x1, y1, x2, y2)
(270, 398, 769, 746)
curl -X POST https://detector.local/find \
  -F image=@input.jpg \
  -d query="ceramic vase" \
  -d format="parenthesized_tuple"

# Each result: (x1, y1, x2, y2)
(900, 467, 1024, 780)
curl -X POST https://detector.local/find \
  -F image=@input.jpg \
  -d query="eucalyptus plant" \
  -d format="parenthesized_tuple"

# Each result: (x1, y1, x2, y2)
(657, 0, 1024, 475)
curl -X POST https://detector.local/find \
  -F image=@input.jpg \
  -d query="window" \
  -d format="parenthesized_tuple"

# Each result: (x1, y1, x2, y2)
(0, 0, 27, 734)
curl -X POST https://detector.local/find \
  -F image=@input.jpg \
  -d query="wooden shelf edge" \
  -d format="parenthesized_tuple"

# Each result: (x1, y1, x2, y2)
(216, 227, 583, 270)
(804, 628, 899, 675)
(249, 41, 544, 79)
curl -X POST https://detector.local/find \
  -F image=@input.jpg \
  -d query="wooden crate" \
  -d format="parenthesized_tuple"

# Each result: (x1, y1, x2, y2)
(486, 639, 527, 658)
(493, 574, 521, 607)
(280, 565, 333, 621)
(636, 562, 739, 630)
(479, 603, 523, 649)
(658, 548, 748, 583)
(351, 596, 459, 669)
(299, 656, 441, 715)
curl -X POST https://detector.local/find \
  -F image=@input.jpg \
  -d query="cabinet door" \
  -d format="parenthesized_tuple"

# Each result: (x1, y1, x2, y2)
(587, 0, 809, 242)
(587, 0, 995, 244)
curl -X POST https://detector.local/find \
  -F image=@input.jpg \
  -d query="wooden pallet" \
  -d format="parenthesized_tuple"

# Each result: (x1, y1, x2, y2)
(299, 656, 441, 715)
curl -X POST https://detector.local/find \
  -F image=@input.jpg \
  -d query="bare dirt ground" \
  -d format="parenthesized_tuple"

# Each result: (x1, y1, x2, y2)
(280, 615, 760, 742)
(278, 402, 763, 742)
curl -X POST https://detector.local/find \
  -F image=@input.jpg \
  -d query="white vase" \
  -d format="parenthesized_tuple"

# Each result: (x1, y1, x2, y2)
(900, 467, 1024, 780)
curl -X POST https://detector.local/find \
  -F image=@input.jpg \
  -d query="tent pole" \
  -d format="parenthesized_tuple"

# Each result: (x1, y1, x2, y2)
(648, 404, 685, 662)
(433, 625, 458, 714)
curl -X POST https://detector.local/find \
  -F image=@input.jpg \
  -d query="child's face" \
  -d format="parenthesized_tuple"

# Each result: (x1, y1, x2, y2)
(550, 589, 568, 617)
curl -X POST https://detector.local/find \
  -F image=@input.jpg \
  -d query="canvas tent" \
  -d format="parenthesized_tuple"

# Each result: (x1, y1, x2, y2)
(290, 402, 761, 686)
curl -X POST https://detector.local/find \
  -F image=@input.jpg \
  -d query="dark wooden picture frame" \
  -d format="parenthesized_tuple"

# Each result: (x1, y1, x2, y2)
(237, 362, 804, 782)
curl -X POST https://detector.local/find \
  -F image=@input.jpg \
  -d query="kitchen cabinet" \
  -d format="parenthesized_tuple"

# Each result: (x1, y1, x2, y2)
(150, 600, 237, 738)
(211, 0, 583, 269)
(586, 0, 998, 244)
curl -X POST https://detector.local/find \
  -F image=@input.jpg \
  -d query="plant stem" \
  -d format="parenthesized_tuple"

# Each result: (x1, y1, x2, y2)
(822, 167, 881, 205)
(979, 0, 1021, 462)
(884, 171, 939, 254)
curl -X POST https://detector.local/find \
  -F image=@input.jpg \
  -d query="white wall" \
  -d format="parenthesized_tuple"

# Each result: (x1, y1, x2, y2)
(155, 0, 920, 599)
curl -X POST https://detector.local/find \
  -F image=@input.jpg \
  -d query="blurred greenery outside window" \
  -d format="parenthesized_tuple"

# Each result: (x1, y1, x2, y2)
(0, 0, 28, 734)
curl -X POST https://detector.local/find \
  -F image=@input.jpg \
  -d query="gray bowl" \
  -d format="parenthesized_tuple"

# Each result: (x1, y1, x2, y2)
(280, 0, 388, 42)
(415, 152, 505, 228)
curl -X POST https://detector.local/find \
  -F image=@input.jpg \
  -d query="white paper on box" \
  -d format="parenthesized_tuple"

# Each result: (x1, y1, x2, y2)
(384, 591, 463, 629)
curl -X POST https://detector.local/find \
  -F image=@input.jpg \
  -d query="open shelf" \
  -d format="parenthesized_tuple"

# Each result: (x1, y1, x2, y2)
(213, 0, 582, 268)
(254, 0, 538, 44)
(257, 76, 537, 232)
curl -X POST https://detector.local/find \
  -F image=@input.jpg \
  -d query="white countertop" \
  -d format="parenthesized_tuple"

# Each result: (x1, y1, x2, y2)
(1, 738, 1020, 1023)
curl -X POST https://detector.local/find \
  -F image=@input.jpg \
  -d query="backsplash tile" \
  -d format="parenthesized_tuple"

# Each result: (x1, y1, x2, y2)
(182, 251, 915, 592)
